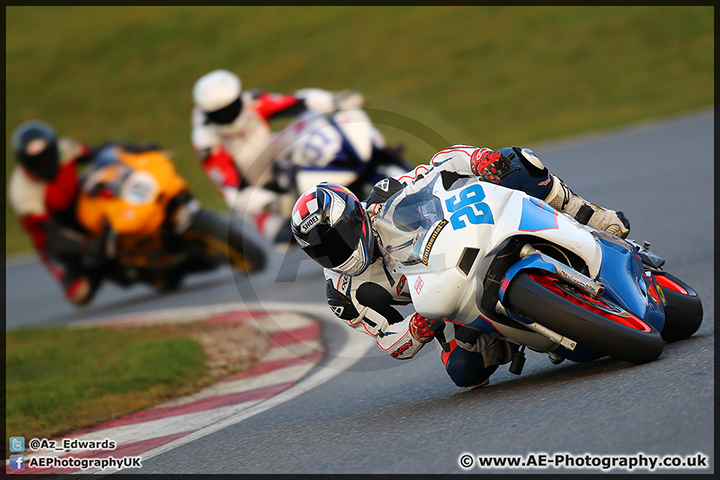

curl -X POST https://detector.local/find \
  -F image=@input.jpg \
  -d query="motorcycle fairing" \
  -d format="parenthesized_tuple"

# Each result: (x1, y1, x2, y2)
(385, 177, 603, 319)
(497, 234, 664, 329)
(593, 236, 665, 332)
(518, 197, 559, 232)
(77, 149, 189, 268)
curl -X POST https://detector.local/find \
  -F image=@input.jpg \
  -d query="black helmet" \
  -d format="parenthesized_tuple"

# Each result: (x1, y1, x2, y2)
(291, 182, 373, 276)
(12, 120, 60, 181)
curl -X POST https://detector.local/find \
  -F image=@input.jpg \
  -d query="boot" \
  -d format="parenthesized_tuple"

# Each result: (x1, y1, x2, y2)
(544, 175, 630, 238)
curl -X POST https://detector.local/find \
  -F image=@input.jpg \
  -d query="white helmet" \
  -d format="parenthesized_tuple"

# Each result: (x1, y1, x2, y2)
(193, 69, 243, 124)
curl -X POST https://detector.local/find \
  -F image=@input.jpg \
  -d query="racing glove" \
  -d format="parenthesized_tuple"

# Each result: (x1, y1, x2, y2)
(470, 150, 512, 184)
(408, 313, 443, 343)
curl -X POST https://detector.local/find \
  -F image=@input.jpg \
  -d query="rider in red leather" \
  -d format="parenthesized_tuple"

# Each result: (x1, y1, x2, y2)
(9, 120, 106, 305)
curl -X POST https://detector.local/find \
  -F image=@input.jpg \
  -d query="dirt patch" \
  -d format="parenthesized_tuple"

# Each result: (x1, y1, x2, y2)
(186, 321, 270, 379)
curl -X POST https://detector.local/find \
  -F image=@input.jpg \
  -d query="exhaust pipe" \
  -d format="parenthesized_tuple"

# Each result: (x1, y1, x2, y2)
(520, 244, 605, 298)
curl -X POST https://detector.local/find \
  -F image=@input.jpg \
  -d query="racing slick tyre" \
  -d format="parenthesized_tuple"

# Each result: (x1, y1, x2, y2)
(184, 209, 267, 273)
(504, 271, 664, 364)
(653, 272, 703, 343)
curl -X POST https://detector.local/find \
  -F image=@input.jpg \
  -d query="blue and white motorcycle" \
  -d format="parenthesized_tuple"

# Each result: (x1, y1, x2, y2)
(271, 108, 411, 204)
(374, 174, 703, 372)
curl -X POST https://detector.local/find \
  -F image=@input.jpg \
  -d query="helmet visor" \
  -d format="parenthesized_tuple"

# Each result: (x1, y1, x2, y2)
(302, 217, 365, 269)
(204, 96, 243, 125)
(22, 144, 59, 180)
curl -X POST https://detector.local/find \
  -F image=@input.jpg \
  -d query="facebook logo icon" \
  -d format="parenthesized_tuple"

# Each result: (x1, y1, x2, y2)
(9, 455, 25, 470)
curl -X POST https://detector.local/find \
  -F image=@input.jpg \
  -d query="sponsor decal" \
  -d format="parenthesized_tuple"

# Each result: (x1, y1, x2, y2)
(123, 172, 158, 205)
(421, 219, 448, 265)
(396, 275, 407, 295)
(376, 178, 390, 192)
(391, 339, 413, 358)
(331, 305, 344, 317)
(538, 175, 552, 186)
(414, 276, 424, 294)
(656, 283, 666, 304)
(299, 212, 321, 233)
(500, 278, 510, 293)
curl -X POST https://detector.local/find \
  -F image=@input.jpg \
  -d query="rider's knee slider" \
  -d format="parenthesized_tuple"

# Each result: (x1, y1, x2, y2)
(511, 146, 548, 178)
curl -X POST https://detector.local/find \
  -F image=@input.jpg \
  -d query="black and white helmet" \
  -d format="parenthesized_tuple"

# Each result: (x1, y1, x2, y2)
(291, 182, 373, 276)
(193, 69, 243, 125)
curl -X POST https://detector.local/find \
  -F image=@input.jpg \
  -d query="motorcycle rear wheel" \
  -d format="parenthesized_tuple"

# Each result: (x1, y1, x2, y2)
(653, 272, 703, 342)
(184, 210, 267, 273)
(504, 271, 664, 364)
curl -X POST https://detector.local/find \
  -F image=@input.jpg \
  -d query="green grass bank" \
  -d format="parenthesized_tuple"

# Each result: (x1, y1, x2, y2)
(5, 325, 207, 443)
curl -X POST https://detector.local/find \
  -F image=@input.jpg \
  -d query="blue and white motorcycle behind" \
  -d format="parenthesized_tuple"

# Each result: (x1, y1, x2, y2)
(271, 108, 410, 206)
(373, 174, 703, 373)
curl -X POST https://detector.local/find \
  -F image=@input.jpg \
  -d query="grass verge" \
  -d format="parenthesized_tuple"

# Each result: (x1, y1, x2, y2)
(5, 320, 268, 455)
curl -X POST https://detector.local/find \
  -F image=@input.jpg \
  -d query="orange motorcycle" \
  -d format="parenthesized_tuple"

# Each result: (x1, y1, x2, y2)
(76, 143, 266, 291)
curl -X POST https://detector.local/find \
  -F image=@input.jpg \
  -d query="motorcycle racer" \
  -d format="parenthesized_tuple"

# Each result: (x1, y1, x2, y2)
(191, 69, 366, 245)
(8, 120, 110, 305)
(291, 145, 631, 387)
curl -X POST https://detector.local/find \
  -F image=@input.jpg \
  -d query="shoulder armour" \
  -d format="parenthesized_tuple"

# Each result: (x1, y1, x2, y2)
(366, 177, 403, 207)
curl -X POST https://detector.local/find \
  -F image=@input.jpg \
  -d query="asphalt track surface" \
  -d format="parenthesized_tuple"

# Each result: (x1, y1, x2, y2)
(5, 109, 714, 474)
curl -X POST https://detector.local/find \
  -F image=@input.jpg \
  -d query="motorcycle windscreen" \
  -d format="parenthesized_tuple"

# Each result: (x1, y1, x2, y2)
(373, 178, 445, 266)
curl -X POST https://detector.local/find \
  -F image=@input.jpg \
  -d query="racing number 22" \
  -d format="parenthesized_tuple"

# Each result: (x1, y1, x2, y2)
(445, 184, 494, 230)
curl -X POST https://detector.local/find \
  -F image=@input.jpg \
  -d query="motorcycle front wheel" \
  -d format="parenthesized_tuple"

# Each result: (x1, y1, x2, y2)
(183, 209, 267, 273)
(504, 271, 664, 364)
(652, 272, 703, 342)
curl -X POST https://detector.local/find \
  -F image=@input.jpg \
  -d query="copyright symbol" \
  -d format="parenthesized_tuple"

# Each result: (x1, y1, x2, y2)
(459, 453, 474, 469)
(29, 438, 41, 451)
